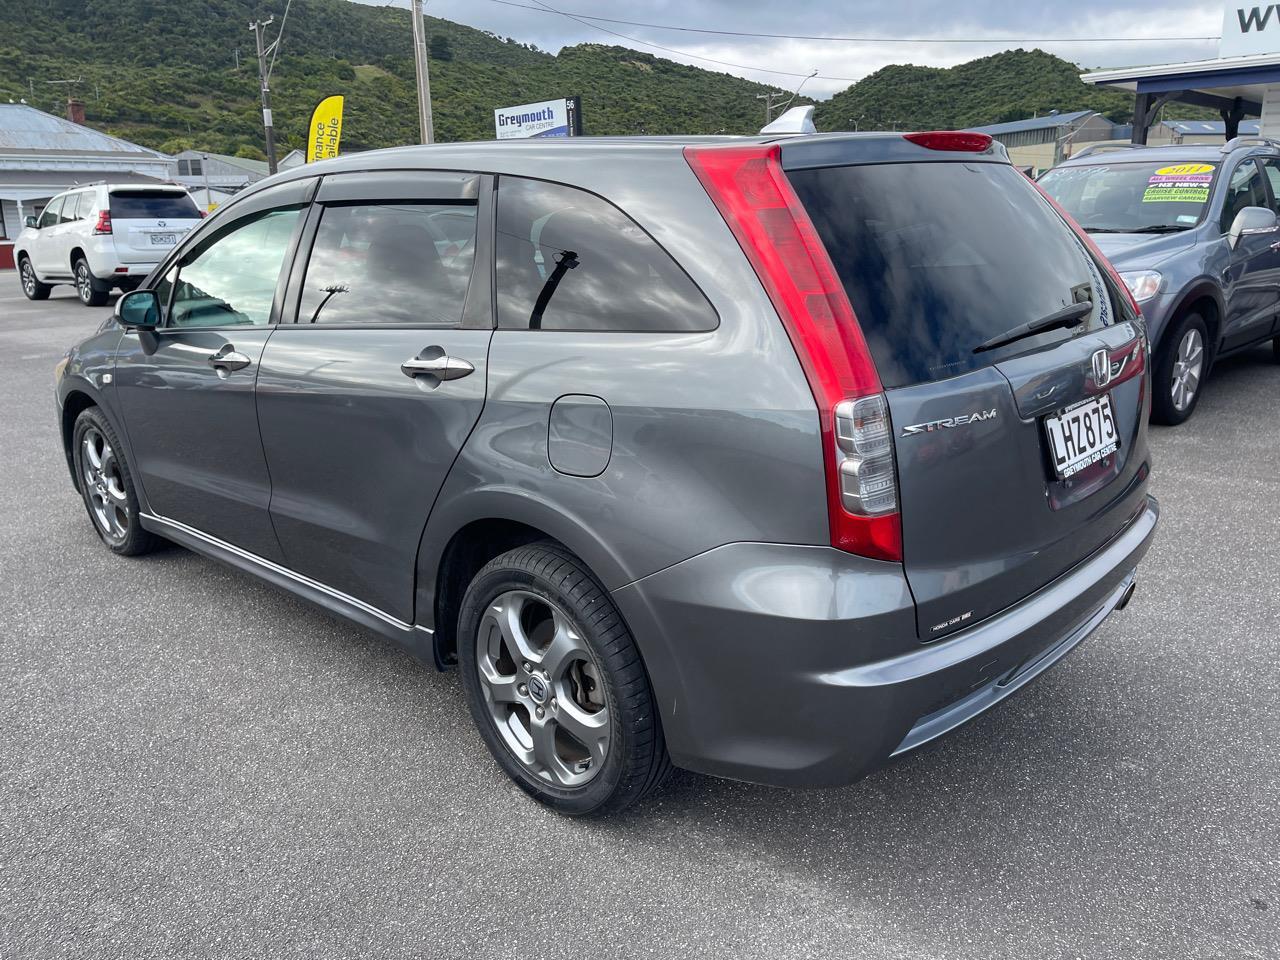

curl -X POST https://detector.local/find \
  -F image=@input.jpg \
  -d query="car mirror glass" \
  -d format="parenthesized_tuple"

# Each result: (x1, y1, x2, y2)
(24, 216, 37, 229)
(115, 289, 160, 329)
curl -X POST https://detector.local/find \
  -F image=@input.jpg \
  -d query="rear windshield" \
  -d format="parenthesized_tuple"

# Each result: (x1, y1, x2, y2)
(109, 191, 199, 220)
(1037, 160, 1220, 233)
(787, 161, 1117, 388)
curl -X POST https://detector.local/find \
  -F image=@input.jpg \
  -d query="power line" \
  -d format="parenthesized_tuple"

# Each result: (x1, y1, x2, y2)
(484, 0, 1220, 45)
(522, 0, 854, 81)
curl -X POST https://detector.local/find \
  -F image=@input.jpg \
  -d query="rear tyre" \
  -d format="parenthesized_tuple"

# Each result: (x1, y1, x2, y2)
(71, 407, 160, 556)
(1151, 312, 1208, 426)
(74, 258, 109, 307)
(458, 542, 671, 817)
(18, 257, 51, 300)
(1273, 336, 1280, 364)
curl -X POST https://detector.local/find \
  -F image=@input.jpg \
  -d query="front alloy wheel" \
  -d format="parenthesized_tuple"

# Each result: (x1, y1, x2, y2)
(1170, 326, 1204, 413)
(80, 425, 130, 544)
(19, 259, 50, 300)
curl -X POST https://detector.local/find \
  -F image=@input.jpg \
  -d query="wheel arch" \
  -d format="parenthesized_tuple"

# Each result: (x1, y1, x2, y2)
(418, 492, 634, 669)
(60, 386, 100, 489)
(1163, 282, 1222, 358)
(69, 245, 88, 273)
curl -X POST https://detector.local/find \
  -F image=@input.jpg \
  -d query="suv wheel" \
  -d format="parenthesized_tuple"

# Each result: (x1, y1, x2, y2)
(74, 258, 109, 307)
(1151, 312, 1208, 426)
(458, 542, 671, 816)
(71, 407, 159, 556)
(19, 257, 51, 300)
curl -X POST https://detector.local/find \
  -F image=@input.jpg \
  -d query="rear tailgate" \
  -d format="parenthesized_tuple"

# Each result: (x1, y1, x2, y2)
(786, 150, 1150, 640)
(109, 189, 201, 263)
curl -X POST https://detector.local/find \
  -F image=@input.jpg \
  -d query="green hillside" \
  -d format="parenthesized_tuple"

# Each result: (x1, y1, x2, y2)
(0, 1, 1192, 155)
(817, 48, 1210, 131)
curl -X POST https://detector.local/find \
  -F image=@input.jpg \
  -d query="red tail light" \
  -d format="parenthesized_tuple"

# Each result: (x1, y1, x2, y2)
(685, 143, 902, 562)
(903, 131, 993, 152)
(93, 210, 112, 235)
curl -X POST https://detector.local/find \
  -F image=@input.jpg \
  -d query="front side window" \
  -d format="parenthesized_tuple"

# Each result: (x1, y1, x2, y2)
(297, 201, 477, 325)
(38, 197, 63, 229)
(168, 206, 302, 328)
(495, 176, 717, 332)
(1220, 160, 1268, 233)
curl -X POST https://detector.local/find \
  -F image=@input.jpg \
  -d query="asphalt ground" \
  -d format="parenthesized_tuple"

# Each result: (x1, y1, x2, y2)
(1, 276, 1277, 959)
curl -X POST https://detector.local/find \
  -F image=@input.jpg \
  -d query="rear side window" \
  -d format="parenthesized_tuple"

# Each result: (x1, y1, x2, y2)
(298, 202, 477, 326)
(495, 176, 717, 332)
(787, 161, 1116, 388)
(109, 191, 199, 220)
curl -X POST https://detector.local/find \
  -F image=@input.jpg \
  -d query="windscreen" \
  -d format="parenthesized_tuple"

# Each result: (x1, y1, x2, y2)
(1037, 160, 1220, 233)
(787, 161, 1116, 388)
(109, 191, 200, 219)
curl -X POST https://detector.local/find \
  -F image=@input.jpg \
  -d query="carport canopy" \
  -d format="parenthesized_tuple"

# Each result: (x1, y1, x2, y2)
(1082, 53, 1280, 144)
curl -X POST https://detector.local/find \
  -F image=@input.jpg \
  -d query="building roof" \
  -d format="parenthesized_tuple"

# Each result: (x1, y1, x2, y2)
(173, 149, 270, 176)
(967, 110, 1100, 136)
(0, 104, 167, 159)
(1081, 53, 1280, 109)
(0, 170, 168, 188)
(1161, 118, 1261, 135)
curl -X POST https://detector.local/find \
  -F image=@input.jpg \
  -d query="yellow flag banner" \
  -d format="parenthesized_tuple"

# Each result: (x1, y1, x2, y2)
(307, 95, 344, 163)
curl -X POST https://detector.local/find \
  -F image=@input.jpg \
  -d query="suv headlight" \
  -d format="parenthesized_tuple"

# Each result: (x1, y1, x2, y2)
(1118, 270, 1162, 303)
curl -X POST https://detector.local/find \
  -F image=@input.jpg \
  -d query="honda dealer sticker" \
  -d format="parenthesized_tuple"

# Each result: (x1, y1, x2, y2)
(1143, 163, 1214, 203)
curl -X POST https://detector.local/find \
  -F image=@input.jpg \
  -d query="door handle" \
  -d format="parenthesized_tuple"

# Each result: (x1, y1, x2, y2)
(207, 344, 251, 377)
(401, 353, 475, 381)
(1269, 240, 1280, 251)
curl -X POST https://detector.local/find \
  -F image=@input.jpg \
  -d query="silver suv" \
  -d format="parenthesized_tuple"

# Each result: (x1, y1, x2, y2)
(55, 132, 1160, 815)
(16, 183, 201, 305)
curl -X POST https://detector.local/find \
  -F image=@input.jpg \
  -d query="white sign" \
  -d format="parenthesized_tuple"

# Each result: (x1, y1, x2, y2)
(494, 97, 579, 140)
(1221, 1, 1280, 57)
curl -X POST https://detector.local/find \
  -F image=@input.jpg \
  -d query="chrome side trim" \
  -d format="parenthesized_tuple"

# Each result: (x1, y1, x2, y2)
(139, 511, 431, 635)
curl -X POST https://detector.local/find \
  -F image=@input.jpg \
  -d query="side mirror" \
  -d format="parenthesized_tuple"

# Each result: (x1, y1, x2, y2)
(115, 289, 160, 329)
(1228, 205, 1278, 249)
(24, 216, 37, 229)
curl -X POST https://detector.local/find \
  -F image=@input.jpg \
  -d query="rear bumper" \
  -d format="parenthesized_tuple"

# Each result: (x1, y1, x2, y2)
(612, 494, 1160, 788)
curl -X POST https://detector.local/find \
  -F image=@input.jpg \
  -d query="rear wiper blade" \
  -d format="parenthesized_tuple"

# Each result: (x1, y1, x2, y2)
(973, 300, 1092, 354)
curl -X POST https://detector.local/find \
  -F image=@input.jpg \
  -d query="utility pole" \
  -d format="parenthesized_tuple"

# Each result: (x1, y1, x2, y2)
(410, 0, 435, 143)
(249, 17, 278, 174)
(756, 91, 783, 126)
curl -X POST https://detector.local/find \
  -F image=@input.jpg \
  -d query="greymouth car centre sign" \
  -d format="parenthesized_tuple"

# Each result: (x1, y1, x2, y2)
(1222, 0, 1280, 57)
(493, 97, 583, 139)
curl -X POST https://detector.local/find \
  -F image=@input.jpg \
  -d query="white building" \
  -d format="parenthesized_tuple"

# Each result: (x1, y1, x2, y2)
(0, 103, 174, 268)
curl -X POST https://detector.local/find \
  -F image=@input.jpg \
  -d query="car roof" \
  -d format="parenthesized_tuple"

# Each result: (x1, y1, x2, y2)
(1056, 142, 1280, 169)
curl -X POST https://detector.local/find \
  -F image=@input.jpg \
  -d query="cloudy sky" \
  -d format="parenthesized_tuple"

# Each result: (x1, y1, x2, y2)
(401, 0, 1227, 98)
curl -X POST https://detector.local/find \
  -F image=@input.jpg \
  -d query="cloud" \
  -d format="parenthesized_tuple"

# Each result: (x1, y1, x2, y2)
(406, 0, 1224, 98)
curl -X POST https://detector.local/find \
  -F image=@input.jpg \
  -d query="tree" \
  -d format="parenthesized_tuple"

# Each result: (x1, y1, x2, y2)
(429, 34, 453, 62)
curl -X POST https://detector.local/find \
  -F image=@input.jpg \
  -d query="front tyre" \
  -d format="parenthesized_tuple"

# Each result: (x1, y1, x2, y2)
(1151, 312, 1208, 426)
(71, 407, 159, 556)
(74, 258, 109, 307)
(19, 257, 51, 300)
(458, 542, 671, 816)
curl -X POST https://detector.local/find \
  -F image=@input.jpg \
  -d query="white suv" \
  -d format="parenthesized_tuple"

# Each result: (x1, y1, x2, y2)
(15, 184, 201, 306)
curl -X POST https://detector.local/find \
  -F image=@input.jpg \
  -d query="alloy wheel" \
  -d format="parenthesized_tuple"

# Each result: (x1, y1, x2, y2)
(474, 590, 610, 788)
(76, 263, 93, 304)
(1170, 328, 1204, 412)
(81, 426, 129, 542)
(21, 261, 36, 296)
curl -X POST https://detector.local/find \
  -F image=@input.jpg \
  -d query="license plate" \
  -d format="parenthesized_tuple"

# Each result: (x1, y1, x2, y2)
(1043, 394, 1118, 479)
(150, 233, 177, 245)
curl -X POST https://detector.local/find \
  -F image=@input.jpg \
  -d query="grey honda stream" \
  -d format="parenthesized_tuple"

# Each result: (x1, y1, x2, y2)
(56, 130, 1160, 816)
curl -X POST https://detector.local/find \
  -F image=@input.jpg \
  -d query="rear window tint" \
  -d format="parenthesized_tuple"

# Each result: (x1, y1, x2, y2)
(110, 191, 199, 220)
(787, 161, 1116, 388)
(495, 176, 717, 332)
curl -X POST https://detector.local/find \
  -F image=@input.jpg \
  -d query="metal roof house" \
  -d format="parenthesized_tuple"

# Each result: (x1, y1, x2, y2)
(966, 110, 1116, 175)
(0, 103, 172, 267)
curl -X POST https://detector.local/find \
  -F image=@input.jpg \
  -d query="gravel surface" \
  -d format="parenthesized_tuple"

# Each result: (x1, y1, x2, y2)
(1, 279, 1277, 959)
